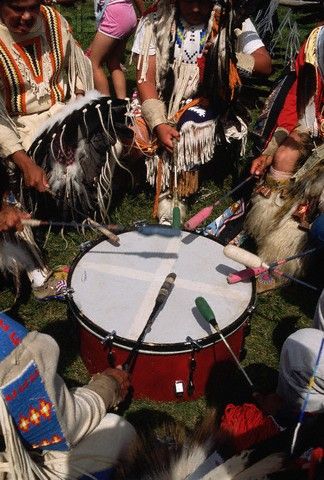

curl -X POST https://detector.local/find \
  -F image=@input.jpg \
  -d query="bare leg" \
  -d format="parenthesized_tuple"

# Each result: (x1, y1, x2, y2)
(89, 32, 121, 95)
(107, 39, 127, 99)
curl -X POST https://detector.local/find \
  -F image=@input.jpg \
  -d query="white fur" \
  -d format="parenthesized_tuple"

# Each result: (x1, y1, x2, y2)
(244, 191, 284, 244)
(31, 90, 104, 140)
(258, 216, 309, 277)
(0, 240, 36, 274)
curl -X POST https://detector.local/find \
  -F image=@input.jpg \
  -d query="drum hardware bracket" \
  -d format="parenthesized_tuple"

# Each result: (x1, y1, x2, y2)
(186, 336, 200, 397)
(186, 336, 201, 351)
(133, 220, 147, 229)
(79, 240, 93, 251)
(63, 287, 74, 298)
(101, 330, 116, 367)
(247, 305, 256, 314)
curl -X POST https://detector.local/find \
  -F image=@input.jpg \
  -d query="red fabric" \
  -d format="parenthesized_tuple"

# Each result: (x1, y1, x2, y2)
(272, 39, 323, 137)
(309, 448, 324, 480)
(197, 56, 206, 84)
(220, 403, 280, 453)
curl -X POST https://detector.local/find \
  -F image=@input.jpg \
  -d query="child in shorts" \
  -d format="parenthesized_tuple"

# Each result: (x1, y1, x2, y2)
(89, 0, 145, 98)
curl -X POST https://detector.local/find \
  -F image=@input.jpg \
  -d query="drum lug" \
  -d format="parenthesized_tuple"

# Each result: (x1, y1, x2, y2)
(247, 304, 256, 314)
(133, 220, 147, 228)
(186, 336, 201, 397)
(79, 240, 93, 251)
(101, 330, 116, 367)
(186, 336, 201, 351)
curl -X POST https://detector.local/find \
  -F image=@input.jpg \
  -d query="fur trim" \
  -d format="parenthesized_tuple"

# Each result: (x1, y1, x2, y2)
(31, 90, 103, 140)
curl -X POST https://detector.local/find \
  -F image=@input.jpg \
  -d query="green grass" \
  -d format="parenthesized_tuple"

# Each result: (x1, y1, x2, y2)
(0, 2, 322, 429)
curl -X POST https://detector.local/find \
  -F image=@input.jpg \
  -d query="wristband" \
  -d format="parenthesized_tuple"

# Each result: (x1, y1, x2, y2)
(236, 52, 255, 77)
(141, 98, 167, 132)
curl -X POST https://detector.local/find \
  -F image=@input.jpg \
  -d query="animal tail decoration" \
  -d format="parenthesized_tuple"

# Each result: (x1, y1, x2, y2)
(27, 91, 134, 222)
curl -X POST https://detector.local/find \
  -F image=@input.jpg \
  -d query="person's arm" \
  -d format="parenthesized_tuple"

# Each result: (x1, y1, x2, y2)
(235, 18, 272, 77)
(250, 47, 272, 76)
(136, 55, 180, 152)
(10, 150, 49, 192)
(0, 95, 49, 192)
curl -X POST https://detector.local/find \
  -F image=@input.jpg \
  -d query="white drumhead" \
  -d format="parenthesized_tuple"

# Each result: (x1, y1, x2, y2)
(70, 231, 253, 344)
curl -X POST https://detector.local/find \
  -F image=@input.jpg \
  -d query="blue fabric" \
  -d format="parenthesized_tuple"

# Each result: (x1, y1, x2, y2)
(79, 467, 114, 479)
(0, 313, 28, 362)
(0, 361, 70, 451)
(177, 103, 217, 130)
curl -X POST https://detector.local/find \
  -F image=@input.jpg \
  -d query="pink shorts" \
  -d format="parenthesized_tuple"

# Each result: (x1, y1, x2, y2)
(98, 1, 137, 40)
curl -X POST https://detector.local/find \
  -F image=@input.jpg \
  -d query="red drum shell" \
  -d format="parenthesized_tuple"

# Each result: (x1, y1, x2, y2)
(67, 230, 256, 402)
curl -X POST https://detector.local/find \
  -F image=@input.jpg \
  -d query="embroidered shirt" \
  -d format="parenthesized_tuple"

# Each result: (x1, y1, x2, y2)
(0, 6, 93, 158)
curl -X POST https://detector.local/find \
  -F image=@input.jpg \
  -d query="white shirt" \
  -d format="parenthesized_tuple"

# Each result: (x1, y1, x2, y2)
(132, 17, 264, 57)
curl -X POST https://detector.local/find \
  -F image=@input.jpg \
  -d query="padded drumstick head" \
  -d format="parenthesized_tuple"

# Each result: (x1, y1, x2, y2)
(184, 206, 214, 231)
(195, 297, 217, 329)
(156, 273, 177, 305)
(310, 214, 324, 245)
(223, 245, 264, 268)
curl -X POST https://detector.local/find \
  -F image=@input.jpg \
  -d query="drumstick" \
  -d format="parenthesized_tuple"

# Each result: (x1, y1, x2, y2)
(195, 296, 254, 389)
(225, 245, 320, 290)
(123, 273, 177, 373)
(22, 219, 181, 237)
(184, 175, 254, 231)
(22, 218, 120, 244)
(172, 138, 181, 229)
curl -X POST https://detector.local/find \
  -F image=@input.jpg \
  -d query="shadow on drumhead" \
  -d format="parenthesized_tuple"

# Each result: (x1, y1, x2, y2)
(216, 263, 238, 277)
(191, 306, 214, 336)
(87, 250, 178, 259)
(181, 233, 200, 245)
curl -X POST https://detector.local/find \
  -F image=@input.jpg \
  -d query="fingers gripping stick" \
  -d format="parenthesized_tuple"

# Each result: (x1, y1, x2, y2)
(195, 297, 254, 389)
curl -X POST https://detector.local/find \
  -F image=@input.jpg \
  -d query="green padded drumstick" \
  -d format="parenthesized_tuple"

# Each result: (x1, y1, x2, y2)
(195, 296, 254, 389)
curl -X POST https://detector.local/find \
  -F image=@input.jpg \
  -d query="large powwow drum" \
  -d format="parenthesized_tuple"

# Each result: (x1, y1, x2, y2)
(67, 229, 256, 401)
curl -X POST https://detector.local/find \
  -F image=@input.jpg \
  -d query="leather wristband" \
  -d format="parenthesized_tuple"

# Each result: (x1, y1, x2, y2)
(141, 98, 167, 132)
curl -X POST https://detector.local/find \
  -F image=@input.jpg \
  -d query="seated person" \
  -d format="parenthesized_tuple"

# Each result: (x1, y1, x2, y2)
(313, 288, 324, 331)
(244, 24, 324, 289)
(129, 0, 271, 224)
(0, 311, 136, 479)
(0, 0, 93, 194)
(0, 167, 68, 301)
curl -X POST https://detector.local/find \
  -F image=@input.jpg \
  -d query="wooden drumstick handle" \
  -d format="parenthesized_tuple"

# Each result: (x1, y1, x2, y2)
(87, 218, 120, 245)
(22, 219, 44, 227)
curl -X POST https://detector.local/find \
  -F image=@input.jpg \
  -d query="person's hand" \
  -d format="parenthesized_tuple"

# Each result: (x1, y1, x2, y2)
(250, 154, 273, 176)
(0, 204, 30, 232)
(155, 123, 180, 153)
(102, 366, 131, 402)
(22, 161, 49, 193)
